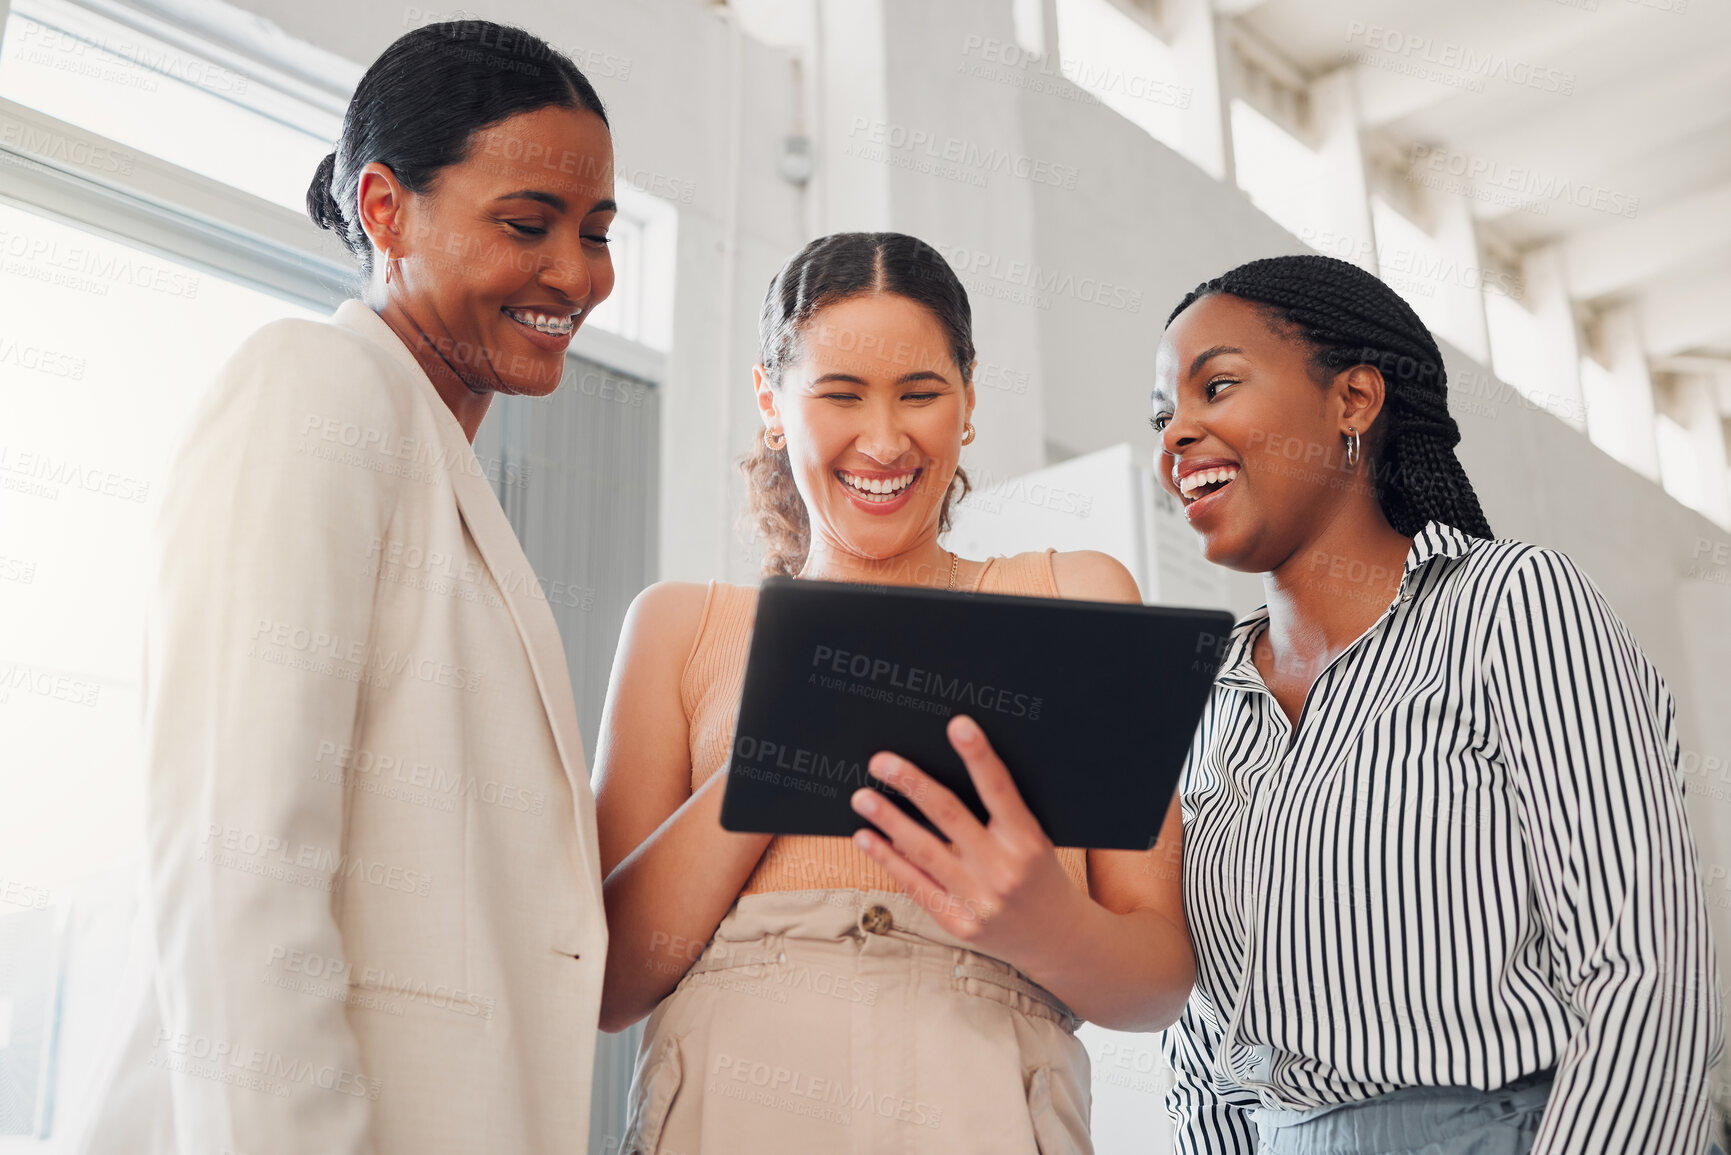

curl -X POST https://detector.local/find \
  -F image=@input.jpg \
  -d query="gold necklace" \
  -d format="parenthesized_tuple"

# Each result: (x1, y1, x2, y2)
(946, 549, 959, 591)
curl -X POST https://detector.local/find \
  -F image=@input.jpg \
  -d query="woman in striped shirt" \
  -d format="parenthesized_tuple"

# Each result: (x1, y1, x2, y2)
(1149, 254, 1723, 1154)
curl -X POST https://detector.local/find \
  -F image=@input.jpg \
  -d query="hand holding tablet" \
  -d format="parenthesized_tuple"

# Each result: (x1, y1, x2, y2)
(846, 712, 1101, 952)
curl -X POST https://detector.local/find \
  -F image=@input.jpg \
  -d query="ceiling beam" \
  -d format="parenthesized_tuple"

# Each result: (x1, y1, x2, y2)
(1212, 0, 1274, 16)
(1349, 7, 1615, 131)
(1387, 45, 1729, 238)
(1637, 270, 1731, 359)
(1562, 179, 1731, 302)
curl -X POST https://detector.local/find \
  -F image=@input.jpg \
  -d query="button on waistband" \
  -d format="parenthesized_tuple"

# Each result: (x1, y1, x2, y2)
(859, 904, 894, 935)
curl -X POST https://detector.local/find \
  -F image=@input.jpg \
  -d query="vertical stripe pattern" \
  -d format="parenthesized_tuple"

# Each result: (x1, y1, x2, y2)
(1162, 521, 1723, 1155)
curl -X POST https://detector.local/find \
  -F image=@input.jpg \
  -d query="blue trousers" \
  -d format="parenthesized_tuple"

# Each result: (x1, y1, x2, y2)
(1247, 1075, 1552, 1155)
(1247, 1074, 1728, 1155)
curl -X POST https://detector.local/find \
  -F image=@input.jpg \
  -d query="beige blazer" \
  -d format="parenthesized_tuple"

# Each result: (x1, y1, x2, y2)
(111, 299, 605, 1153)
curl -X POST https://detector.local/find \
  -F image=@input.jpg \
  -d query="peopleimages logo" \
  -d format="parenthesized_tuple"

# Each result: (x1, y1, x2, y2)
(0, 443, 150, 503)
(1343, 22, 1577, 95)
(957, 34, 1193, 111)
(150, 1030, 380, 1100)
(199, 823, 434, 898)
(934, 243, 1143, 314)
(710, 1053, 944, 1130)
(730, 737, 867, 793)
(846, 117, 1080, 190)
(0, 226, 198, 295)
(808, 645, 1043, 721)
(0, 120, 135, 176)
(1407, 144, 1640, 220)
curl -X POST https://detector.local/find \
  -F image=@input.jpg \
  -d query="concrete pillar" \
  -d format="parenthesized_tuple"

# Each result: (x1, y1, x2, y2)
(1427, 184, 1491, 365)
(1011, 0, 1057, 59)
(1517, 244, 1587, 432)
(813, 0, 893, 232)
(1582, 304, 1662, 482)
(1308, 66, 1376, 274)
(1162, 0, 1233, 184)
(1668, 372, 1731, 526)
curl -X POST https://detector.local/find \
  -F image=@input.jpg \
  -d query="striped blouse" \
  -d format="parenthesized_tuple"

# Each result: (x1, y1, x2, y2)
(1163, 521, 1723, 1154)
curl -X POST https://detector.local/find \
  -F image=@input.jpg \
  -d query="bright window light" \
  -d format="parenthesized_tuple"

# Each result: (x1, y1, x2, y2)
(578, 182, 676, 353)
(577, 211, 643, 343)
(1054, 0, 1186, 155)
(0, 198, 320, 891)
(1230, 99, 1324, 241)
(0, 0, 339, 210)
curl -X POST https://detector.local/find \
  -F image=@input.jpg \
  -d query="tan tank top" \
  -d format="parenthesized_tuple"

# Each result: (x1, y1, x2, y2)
(681, 549, 1090, 897)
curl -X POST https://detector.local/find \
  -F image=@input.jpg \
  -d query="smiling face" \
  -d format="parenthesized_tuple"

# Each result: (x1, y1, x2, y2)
(360, 104, 616, 398)
(1151, 293, 1384, 573)
(757, 292, 974, 566)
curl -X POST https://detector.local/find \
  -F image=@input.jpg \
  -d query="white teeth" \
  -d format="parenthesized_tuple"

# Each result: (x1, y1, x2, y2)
(505, 308, 575, 336)
(839, 470, 916, 498)
(1177, 466, 1239, 499)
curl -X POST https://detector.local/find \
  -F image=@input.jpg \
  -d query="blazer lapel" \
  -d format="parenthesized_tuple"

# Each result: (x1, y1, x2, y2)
(329, 301, 602, 909)
(446, 454, 602, 845)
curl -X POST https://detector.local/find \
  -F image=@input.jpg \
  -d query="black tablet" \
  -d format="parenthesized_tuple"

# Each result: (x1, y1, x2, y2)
(718, 577, 1235, 851)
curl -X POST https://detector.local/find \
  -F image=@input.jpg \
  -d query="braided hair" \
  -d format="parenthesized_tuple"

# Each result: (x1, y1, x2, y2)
(1167, 254, 1492, 539)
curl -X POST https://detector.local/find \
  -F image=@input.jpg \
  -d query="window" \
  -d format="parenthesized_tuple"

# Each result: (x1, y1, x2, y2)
(0, 0, 347, 211)
(0, 196, 322, 890)
(577, 181, 676, 353)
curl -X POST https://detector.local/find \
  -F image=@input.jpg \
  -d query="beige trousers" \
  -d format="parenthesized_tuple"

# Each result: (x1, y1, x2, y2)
(620, 889, 1093, 1154)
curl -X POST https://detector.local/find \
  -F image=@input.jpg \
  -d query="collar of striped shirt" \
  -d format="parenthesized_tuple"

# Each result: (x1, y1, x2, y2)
(1213, 520, 1479, 692)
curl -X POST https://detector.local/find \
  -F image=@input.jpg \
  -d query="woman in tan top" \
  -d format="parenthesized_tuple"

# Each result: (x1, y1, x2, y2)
(594, 232, 1192, 1154)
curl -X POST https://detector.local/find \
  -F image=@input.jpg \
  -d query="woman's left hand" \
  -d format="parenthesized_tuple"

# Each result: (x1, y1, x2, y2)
(850, 713, 1084, 964)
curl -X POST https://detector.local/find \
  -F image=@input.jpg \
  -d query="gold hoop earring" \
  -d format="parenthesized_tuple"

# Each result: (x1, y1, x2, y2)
(764, 428, 786, 451)
(1344, 426, 1361, 468)
(960, 422, 976, 446)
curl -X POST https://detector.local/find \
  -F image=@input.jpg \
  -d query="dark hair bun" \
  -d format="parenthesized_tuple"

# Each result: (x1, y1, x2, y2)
(306, 151, 343, 232)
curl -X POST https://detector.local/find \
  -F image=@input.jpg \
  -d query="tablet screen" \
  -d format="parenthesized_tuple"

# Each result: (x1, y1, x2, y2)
(719, 577, 1233, 851)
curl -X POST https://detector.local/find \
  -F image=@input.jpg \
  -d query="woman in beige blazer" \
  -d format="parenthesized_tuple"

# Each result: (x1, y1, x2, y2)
(94, 21, 617, 1155)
